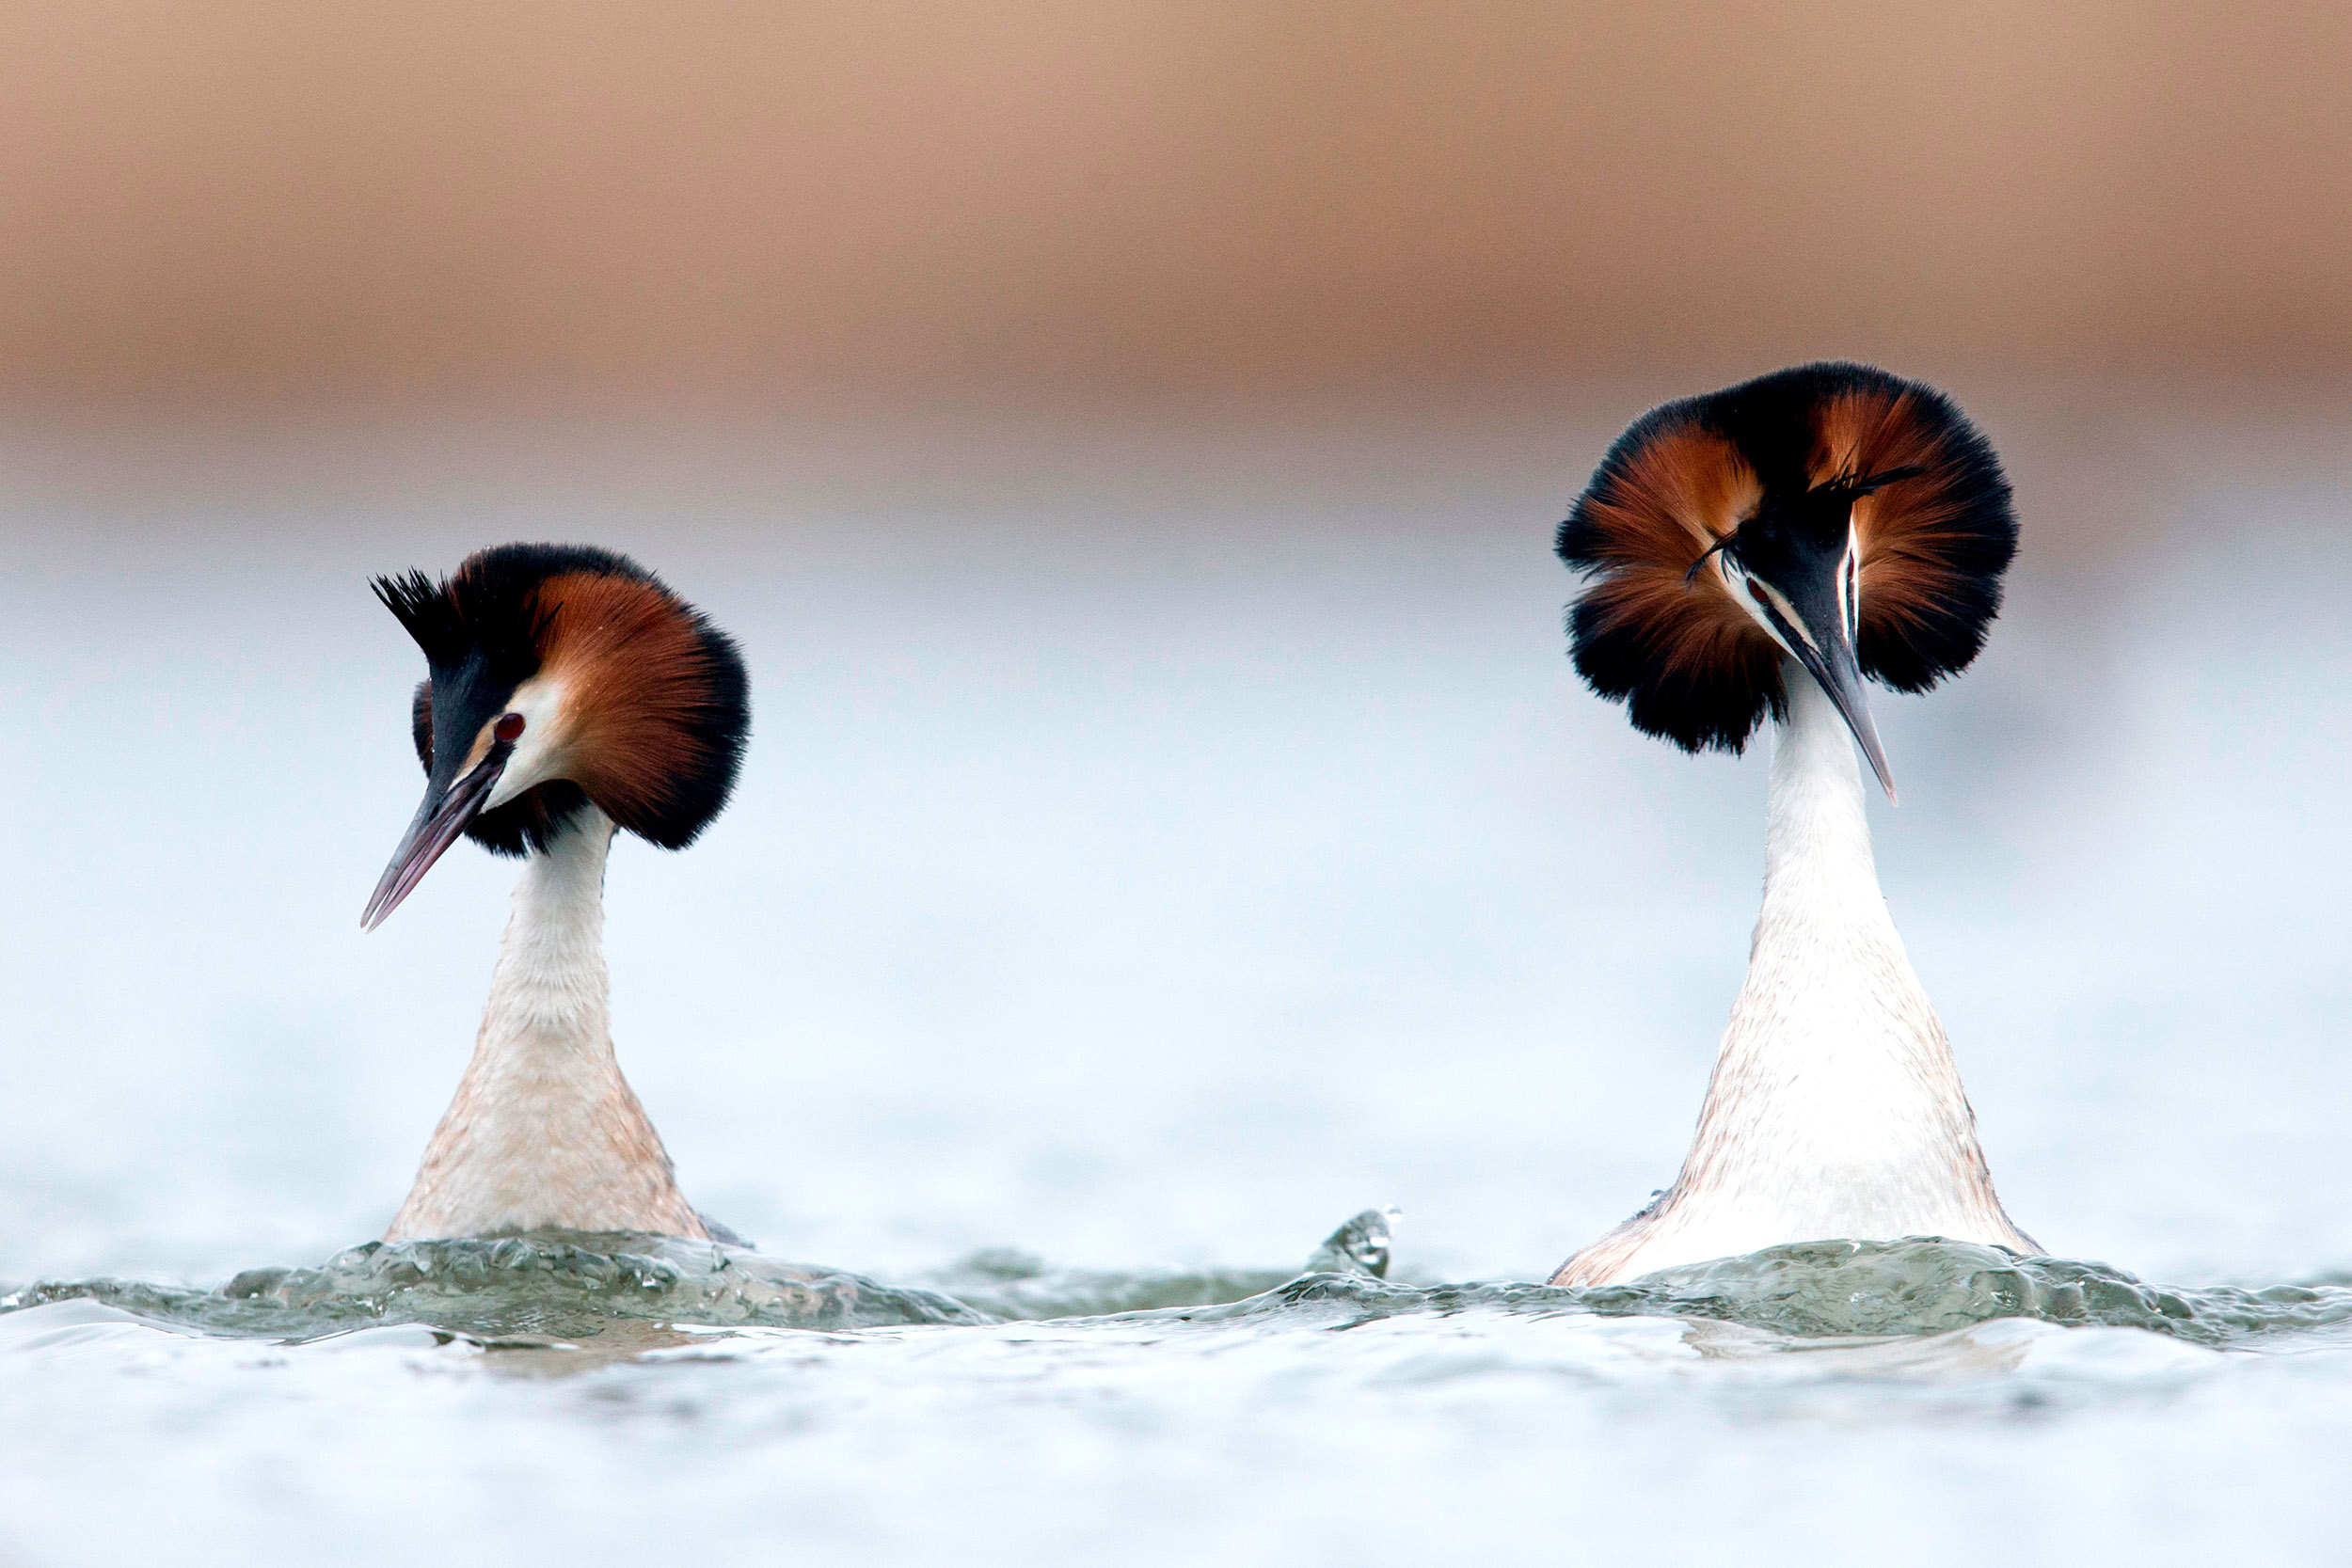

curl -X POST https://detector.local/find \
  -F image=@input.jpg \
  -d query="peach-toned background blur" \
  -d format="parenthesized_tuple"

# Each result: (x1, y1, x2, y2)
(6, 1, 2348, 411)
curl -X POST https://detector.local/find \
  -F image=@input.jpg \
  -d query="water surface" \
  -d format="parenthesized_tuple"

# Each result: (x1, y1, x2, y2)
(8, 1217, 2352, 1563)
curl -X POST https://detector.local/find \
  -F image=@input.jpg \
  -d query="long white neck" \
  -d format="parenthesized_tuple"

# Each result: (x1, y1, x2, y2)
(1553, 660, 2028, 1285)
(385, 805, 707, 1242)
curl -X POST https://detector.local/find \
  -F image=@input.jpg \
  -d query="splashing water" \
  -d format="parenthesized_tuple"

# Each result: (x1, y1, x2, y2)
(0, 1210, 1396, 1343)
(8, 1212, 2349, 1350)
(5, 1232, 984, 1342)
(1198, 1235, 2352, 1348)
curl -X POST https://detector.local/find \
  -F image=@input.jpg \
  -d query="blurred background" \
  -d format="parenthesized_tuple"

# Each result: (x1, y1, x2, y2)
(3, 2, 2349, 1286)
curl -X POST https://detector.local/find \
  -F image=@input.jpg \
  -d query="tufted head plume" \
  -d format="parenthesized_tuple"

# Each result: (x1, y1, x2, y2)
(1555, 362, 2016, 797)
(362, 543, 750, 928)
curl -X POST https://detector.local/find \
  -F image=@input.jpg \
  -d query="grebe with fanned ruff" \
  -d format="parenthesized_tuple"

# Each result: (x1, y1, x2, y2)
(1549, 362, 2035, 1287)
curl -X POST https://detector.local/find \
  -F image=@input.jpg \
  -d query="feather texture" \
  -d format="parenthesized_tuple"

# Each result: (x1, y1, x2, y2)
(1557, 362, 2017, 750)
(377, 542, 749, 855)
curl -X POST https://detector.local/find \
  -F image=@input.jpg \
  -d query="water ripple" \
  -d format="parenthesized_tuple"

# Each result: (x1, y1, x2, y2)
(7, 1219, 2349, 1354)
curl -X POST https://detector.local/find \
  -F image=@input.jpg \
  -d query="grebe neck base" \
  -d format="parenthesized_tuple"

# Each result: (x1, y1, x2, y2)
(1551, 659, 2029, 1286)
(384, 805, 707, 1242)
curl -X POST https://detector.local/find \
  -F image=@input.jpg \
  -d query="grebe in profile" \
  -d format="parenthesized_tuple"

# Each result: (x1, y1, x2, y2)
(1549, 362, 2035, 1287)
(362, 544, 748, 1243)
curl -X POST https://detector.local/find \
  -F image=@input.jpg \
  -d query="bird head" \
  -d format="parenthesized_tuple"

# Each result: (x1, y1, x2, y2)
(1555, 362, 2017, 800)
(360, 543, 750, 929)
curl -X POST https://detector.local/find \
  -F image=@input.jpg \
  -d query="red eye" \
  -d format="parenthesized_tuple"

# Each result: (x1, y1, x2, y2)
(494, 713, 525, 743)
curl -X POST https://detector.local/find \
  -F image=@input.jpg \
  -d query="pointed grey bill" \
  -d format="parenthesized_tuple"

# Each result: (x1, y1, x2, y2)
(360, 748, 510, 930)
(1739, 567, 1899, 803)
(1792, 619, 1899, 804)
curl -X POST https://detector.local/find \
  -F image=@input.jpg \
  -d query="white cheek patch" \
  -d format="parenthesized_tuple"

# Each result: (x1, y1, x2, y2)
(1720, 557, 1809, 657)
(1837, 529, 1861, 644)
(1722, 526, 1863, 659)
(481, 674, 575, 811)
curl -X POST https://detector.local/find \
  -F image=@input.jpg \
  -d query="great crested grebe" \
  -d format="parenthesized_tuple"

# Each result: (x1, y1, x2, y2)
(1549, 362, 2035, 1287)
(361, 543, 749, 1243)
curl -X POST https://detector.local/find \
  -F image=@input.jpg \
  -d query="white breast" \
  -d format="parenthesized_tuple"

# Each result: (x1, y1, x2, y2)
(384, 805, 707, 1242)
(1552, 662, 2029, 1285)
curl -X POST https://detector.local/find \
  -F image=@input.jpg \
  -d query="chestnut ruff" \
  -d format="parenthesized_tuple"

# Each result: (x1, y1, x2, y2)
(1556, 361, 2016, 752)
